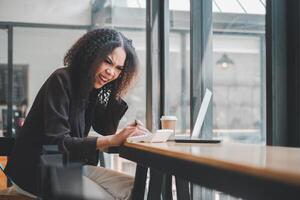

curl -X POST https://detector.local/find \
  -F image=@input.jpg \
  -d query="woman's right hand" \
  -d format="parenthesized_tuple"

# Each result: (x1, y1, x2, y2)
(109, 125, 141, 147)
(96, 122, 150, 150)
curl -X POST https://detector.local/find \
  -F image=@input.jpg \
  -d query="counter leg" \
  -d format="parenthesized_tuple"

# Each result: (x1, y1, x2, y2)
(147, 168, 164, 200)
(132, 164, 148, 200)
(175, 177, 190, 200)
(162, 174, 173, 200)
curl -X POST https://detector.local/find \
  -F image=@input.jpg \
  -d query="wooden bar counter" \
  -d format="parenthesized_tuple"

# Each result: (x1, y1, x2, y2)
(120, 141, 300, 200)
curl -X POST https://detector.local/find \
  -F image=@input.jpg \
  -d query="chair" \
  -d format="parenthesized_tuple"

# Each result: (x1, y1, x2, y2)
(0, 139, 78, 200)
(39, 147, 120, 200)
(0, 136, 119, 200)
(0, 137, 36, 200)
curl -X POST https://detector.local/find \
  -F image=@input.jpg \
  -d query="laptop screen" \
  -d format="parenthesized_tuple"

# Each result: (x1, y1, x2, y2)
(191, 89, 212, 138)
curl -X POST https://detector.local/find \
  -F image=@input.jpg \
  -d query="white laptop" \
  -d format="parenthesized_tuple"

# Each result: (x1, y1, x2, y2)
(127, 88, 220, 143)
(175, 88, 221, 143)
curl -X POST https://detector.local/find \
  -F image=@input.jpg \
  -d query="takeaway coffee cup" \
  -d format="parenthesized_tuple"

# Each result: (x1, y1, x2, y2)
(160, 115, 177, 140)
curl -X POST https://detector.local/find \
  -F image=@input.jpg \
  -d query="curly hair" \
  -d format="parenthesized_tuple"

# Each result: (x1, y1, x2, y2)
(63, 28, 139, 111)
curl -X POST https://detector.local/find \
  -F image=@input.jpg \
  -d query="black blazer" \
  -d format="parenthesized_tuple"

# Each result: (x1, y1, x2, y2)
(5, 67, 128, 195)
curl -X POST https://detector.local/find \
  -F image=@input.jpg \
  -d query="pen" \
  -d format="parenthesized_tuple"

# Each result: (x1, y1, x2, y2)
(134, 119, 143, 126)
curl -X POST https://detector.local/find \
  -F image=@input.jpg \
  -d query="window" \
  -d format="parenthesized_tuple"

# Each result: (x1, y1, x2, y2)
(13, 28, 85, 110)
(101, 0, 147, 128)
(166, 0, 190, 135)
(95, 0, 146, 176)
(212, 0, 266, 144)
(0, 29, 9, 136)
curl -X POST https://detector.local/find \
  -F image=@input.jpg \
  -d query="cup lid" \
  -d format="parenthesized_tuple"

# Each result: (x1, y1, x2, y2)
(160, 115, 177, 120)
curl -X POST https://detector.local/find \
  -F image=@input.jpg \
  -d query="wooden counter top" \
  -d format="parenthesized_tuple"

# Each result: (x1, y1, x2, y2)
(124, 141, 300, 186)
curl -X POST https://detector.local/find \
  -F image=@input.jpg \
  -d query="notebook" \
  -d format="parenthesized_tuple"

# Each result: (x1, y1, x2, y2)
(126, 129, 173, 143)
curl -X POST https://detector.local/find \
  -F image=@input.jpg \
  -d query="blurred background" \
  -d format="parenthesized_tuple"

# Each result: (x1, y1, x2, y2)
(0, 1, 265, 199)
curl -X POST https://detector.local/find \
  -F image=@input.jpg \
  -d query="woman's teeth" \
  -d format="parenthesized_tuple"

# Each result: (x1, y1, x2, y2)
(100, 75, 109, 82)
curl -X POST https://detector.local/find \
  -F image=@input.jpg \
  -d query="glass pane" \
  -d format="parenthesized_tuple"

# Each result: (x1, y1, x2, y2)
(165, 0, 191, 136)
(9, 27, 85, 137)
(214, 0, 244, 13)
(13, 28, 86, 111)
(237, 0, 265, 14)
(212, 2, 266, 144)
(0, 0, 91, 25)
(1, 27, 85, 137)
(0, 29, 8, 137)
(97, 0, 146, 176)
(170, 0, 190, 11)
(213, 0, 265, 14)
(113, 0, 146, 8)
(106, 0, 146, 127)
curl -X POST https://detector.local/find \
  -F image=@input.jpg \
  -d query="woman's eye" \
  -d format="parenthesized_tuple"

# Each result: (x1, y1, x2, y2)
(116, 66, 124, 71)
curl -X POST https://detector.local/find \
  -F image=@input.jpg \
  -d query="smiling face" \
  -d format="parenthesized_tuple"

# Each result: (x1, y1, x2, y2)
(94, 47, 126, 89)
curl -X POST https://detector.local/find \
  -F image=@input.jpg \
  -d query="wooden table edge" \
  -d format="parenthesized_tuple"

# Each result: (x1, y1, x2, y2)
(123, 142, 300, 187)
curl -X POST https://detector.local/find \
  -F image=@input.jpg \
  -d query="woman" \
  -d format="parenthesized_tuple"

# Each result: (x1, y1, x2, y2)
(5, 28, 147, 199)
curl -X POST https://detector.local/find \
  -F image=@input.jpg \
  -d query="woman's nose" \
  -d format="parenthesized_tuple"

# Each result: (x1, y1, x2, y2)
(105, 67, 115, 76)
